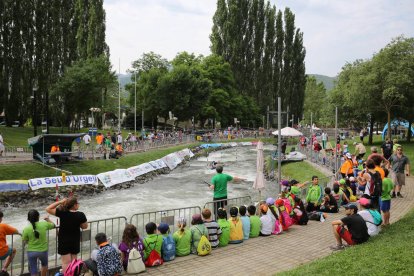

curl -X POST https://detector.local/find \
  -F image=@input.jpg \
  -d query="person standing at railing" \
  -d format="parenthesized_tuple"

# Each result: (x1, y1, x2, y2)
(209, 166, 245, 211)
(0, 211, 20, 274)
(46, 197, 88, 272)
(22, 209, 55, 276)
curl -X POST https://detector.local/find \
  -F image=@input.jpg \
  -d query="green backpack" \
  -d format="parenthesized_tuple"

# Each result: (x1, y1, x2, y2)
(368, 209, 383, 226)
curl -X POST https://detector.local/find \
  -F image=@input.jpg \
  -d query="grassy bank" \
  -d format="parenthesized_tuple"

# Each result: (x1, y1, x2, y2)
(279, 209, 414, 275)
(0, 144, 200, 180)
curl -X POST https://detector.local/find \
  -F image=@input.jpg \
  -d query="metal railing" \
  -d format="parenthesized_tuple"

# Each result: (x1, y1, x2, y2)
(6, 196, 253, 275)
(203, 196, 253, 220)
(1, 146, 33, 157)
(297, 144, 342, 175)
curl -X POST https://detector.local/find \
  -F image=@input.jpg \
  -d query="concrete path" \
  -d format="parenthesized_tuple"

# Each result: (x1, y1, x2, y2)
(145, 176, 414, 276)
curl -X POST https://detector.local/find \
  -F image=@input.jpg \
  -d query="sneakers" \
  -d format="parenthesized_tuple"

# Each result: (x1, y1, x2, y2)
(391, 192, 396, 198)
(329, 244, 345, 251)
(397, 193, 404, 198)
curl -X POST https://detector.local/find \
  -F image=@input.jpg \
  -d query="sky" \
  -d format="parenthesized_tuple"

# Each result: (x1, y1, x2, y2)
(104, 0, 414, 77)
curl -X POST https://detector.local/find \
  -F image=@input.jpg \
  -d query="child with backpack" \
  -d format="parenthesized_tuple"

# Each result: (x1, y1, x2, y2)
(275, 199, 293, 231)
(238, 206, 250, 240)
(157, 223, 175, 262)
(228, 207, 243, 244)
(143, 222, 163, 267)
(292, 197, 308, 225)
(173, 218, 191, 256)
(118, 224, 145, 271)
(95, 233, 123, 276)
(247, 205, 261, 238)
(216, 208, 230, 247)
(190, 214, 210, 255)
(201, 208, 222, 249)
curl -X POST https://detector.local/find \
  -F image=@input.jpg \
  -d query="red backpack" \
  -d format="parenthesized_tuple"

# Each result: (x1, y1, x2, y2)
(144, 236, 163, 267)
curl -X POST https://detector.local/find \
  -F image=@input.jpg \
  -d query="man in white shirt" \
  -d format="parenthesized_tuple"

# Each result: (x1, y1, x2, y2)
(116, 132, 123, 144)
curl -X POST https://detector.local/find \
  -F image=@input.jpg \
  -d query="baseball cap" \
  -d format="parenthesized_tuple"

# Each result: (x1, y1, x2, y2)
(339, 179, 346, 185)
(349, 176, 355, 182)
(345, 152, 352, 159)
(281, 180, 290, 186)
(157, 223, 170, 234)
(344, 203, 358, 211)
(358, 197, 370, 207)
(275, 199, 284, 206)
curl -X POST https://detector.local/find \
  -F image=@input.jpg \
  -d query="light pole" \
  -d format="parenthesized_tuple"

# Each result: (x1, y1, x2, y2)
(118, 58, 121, 132)
(134, 72, 137, 135)
(32, 87, 38, 136)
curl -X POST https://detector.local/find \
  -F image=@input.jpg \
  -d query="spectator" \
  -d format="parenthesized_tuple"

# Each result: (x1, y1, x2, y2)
(259, 204, 273, 236)
(367, 146, 389, 168)
(358, 198, 380, 237)
(306, 176, 322, 212)
(247, 205, 261, 238)
(46, 197, 88, 272)
(95, 233, 122, 276)
(228, 207, 243, 244)
(381, 138, 393, 160)
(389, 145, 410, 198)
(201, 209, 221, 249)
(0, 132, 4, 156)
(238, 206, 250, 240)
(83, 133, 91, 150)
(319, 187, 339, 213)
(142, 222, 162, 261)
(172, 218, 191, 256)
(216, 208, 230, 247)
(353, 142, 366, 160)
(22, 210, 55, 276)
(381, 168, 393, 225)
(340, 153, 354, 179)
(0, 211, 20, 273)
(330, 203, 369, 251)
(118, 224, 144, 271)
(190, 214, 208, 254)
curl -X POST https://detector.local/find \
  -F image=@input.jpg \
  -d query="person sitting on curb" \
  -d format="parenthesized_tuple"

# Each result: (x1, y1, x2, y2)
(358, 198, 381, 237)
(305, 176, 322, 212)
(330, 203, 369, 251)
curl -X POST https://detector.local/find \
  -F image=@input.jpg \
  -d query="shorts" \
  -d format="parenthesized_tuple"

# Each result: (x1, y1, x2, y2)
(0, 247, 13, 260)
(27, 251, 48, 274)
(381, 200, 391, 212)
(336, 226, 355, 245)
(58, 239, 81, 255)
(393, 172, 405, 186)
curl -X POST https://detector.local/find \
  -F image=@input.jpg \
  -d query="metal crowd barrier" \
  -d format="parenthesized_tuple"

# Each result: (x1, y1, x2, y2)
(129, 206, 202, 237)
(2, 146, 32, 157)
(6, 196, 252, 276)
(203, 196, 253, 220)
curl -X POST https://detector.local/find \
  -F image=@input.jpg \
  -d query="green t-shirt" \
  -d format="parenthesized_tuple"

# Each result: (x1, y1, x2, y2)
(211, 173, 233, 198)
(22, 221, 55, 252)
(173, 229, 191, 256)
(306, 185, 321, 204)
(249, 215, 261, 238)
(217, 219, 230, 247)
(190, 224, 209, 254)
(381, 177, 394, 201)
(143, 234, 163, 260)
(290, 186, 300, 197)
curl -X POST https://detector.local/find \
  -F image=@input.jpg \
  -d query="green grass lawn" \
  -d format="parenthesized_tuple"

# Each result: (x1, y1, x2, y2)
(279, 209, 414, 275)
(281, 161, 330, 183)
(0, 143, 200, 180)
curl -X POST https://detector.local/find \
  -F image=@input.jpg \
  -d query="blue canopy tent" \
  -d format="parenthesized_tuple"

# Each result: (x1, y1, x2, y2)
(382, 119, 414, 140)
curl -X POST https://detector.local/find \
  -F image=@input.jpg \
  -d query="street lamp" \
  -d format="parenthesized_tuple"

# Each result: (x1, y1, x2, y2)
(134, 72, 137, 135)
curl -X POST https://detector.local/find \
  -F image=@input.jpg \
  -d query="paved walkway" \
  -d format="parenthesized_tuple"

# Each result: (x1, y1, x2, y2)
(145, 176, 414, 276)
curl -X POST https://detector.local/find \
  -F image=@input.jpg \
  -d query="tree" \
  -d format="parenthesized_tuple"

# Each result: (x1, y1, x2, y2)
(131, 52, 169, 75)
(303, 76, 327, 125)
(50, 56, 117, 130)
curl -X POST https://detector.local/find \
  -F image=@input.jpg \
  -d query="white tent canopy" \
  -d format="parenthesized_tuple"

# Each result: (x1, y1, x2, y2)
(272, 127, 303, 137)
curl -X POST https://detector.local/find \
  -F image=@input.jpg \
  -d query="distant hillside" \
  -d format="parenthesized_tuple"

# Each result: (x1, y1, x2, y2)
(308, 74, 336, 91)
(117, 73, 133, 88)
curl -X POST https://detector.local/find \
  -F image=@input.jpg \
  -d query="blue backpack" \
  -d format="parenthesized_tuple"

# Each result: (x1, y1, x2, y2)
(161, 234, 176, 261)
(368, 209, 383, 226)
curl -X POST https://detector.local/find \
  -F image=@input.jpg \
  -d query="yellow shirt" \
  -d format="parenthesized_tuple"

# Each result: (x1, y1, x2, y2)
(228, 217, 243, 241)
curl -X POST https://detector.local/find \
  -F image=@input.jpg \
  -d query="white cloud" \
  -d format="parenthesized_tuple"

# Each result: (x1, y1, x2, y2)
(105, 0, 414, 76)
